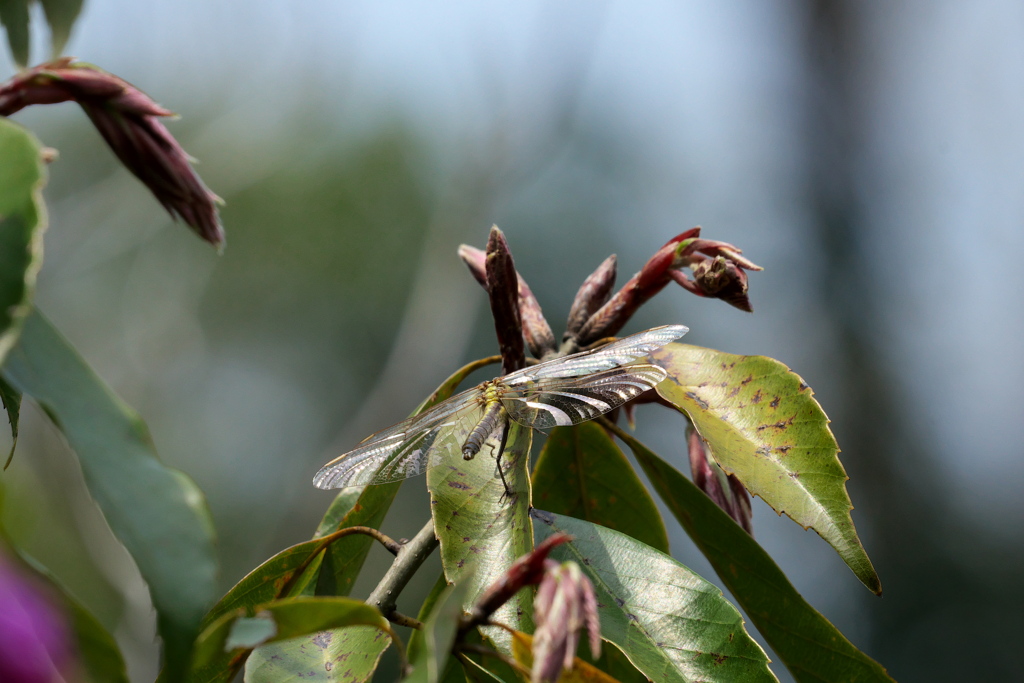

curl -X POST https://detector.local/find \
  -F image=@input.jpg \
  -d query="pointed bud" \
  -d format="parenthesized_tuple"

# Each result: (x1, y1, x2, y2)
(532, 561, 601, 683)
(518, 277, 557, 360)
(576, 232, 696, 345)
(486, 227, 526, 373)
(457, 244, 488, 288)
(460, 233, 557, 360)
(565, 255, 617, 340)
(0, 59, 224, 246)
(687, 429, 753, 534)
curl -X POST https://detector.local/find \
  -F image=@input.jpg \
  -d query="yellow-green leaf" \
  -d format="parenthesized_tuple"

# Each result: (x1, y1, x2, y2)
(652, 343, 880, 594)
(0, 118, 47, 366)
(428, 421, 534, 653)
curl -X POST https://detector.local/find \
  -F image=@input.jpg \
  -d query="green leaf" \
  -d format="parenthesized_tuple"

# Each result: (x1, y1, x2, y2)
(455, 627, 525, 683)
(581, 642, 649, 683)
(613, 427, 894, 683)
(245, 625, 392, 683)
(1, 311, 217, 683)
(190, 528, 363, 682)
(652, 343, 881, 594)
(19, 551, 130, 683)
(459, 655, 510, 682)
(202, 536, 340, 630)
(428, 421, 534, 653)
(406, 581, 472, 683)
(532, 422, 668, 553)
(533, 510, 777, 683)
(0, 0, 30, 66)
(1, 376, 20, 468)
(193, 596, 390, 669)
(314, 481, 401, 597)
(0, 118, 48, 366)
(38, 0, 83, 56)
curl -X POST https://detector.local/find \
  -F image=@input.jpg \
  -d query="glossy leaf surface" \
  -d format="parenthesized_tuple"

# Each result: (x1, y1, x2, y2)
(1, 311, 217, 683)
(0, 118, 47, 365)
(190, 528, 363, 681)
(652, 343, 880, 594)
(428, 421, 534, 653)
(193, 596, 388, 668)
(533, 422, 668, 553)
(314, 481, 401, 596)
(581, 643, 650, 683)
(245, 626, 392, 683)
(533, 510, 777, 683)
(615, 428, 894, 683)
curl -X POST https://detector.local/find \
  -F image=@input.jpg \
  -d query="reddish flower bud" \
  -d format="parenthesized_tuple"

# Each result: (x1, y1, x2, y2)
(576, 232, 696, 345)
(668, 228, 762, 312)
(532, 560, 601, 683)
(687, 429, 753, 534)
(0, 59, 224, 246)
(565, 255, 617, 340)
(459, 232, 557, 360)
(463, 533, 572, 630)
(486, 227, 527, 373)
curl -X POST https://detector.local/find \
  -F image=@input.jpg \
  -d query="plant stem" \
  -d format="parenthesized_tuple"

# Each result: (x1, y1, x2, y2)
(367, 519, 439, 622)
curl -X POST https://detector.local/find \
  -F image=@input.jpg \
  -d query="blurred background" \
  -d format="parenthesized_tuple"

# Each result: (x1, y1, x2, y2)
(2, 1, 1023, 681)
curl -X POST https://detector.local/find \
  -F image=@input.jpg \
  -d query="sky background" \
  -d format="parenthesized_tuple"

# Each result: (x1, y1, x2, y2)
(2, 2, 1022, 681)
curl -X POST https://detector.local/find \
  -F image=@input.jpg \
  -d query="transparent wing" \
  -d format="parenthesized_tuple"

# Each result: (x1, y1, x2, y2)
(501, 363, 668, 430)
(502, 324, 687, 384)
(313, 387, 486, 489)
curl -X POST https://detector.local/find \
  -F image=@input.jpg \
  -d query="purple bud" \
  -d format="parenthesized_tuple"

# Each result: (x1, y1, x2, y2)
(0, 552, 76, 683)
(687, 429, 753, 534)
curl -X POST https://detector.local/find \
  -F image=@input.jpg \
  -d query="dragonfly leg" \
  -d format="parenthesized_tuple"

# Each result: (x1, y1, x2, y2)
(493, 419, 513, 498)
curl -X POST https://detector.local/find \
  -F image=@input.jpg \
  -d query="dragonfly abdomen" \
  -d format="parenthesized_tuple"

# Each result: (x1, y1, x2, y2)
(461, 398, 505, 460)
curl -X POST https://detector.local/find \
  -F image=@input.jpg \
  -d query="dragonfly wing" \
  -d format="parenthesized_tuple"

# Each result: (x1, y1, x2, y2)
(501, 363, 667, 430)
(502, 324, 687, 384)
(313, 388, 484, 489)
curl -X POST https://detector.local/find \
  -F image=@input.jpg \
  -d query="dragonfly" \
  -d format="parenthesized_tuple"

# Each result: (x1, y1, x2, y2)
(313, 324, 688, 491)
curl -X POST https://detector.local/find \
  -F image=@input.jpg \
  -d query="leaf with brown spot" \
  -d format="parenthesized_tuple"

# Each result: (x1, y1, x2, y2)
(652, 343, 880, 594)
(428, 421, 534, 653)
